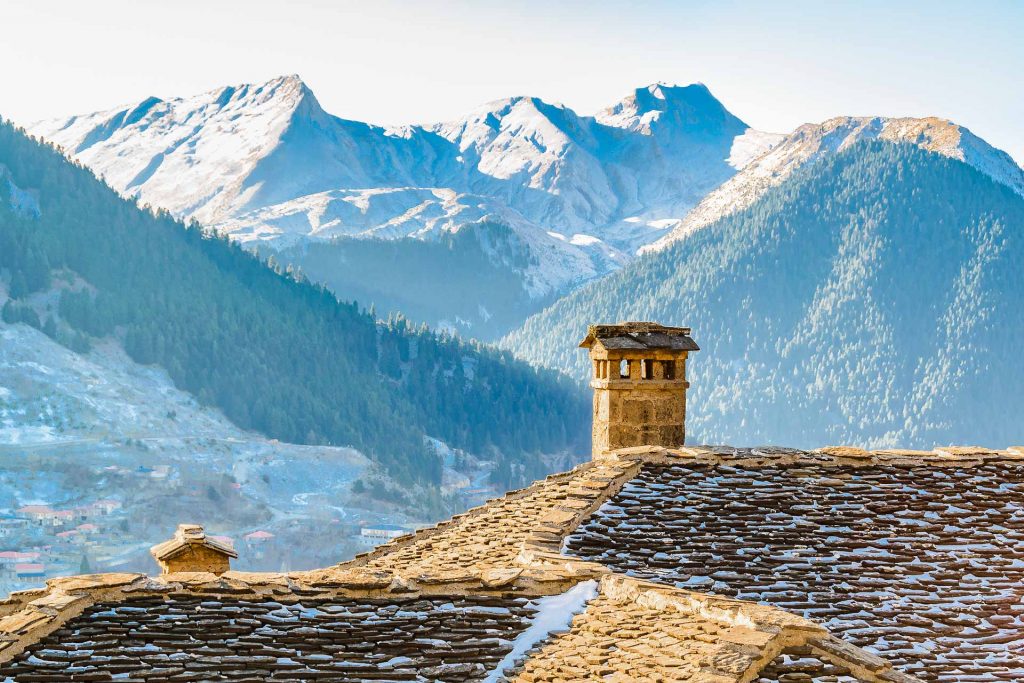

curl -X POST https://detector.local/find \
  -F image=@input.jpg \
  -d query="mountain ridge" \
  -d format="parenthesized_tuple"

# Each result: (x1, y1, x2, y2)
(26, 77, 1024, 340)
(644, 114, 1024, 253)
(26, 76, 773, 289)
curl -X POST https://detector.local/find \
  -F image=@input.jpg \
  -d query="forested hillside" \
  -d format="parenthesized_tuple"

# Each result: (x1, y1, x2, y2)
(0, 120, 588, 486)
(504, 141, 1024, 449)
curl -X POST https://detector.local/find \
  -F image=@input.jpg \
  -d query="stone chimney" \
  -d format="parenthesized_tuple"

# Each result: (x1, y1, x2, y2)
(149, 523, 238, 575)
(580, 322, 699, 456)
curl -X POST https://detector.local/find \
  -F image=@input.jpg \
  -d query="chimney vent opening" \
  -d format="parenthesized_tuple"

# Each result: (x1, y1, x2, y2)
(663, 360, 676, 380)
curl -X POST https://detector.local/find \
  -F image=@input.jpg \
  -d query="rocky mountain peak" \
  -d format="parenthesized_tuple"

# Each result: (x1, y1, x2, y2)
(596, 82, 744, 135)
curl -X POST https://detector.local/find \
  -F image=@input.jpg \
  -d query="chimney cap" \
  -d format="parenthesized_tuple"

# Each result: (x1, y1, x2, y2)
(579, 322, 699, 352)
(150, 523, 238, 562)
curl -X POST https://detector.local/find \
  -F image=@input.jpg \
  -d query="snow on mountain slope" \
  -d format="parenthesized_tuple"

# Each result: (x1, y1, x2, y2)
(428, 83, 779, 252)
(31, 76, 310, 224)
(224, 187, 621, 298)
(220, 187, 481, 245)
(431, 96, 618, 232)
(28, 78, 770, 300)
(644, 115, 1024, 253)
(595, 84, 780, 250)
(727, 129, 786, 169)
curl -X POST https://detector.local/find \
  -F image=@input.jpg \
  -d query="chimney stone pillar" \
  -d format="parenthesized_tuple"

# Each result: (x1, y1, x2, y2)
(149, 524, 238, 575)
(579, 322, 699, 456)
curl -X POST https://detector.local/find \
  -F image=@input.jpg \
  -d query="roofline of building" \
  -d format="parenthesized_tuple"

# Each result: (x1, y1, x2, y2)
(149, 537, 239, 561)
(6, 443, 1015, 680)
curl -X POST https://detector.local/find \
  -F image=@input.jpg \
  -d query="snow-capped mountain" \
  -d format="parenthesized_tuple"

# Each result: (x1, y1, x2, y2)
(30, 76, 451, 235)
(28, 77, 775, 307)
(428, 83, 776, 252)
(644, 115, 1024, 253)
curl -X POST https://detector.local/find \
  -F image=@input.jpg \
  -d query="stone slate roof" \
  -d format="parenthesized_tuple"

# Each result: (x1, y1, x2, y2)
(566, 447, 1024, 683)
(6, 443, 1022, 682)
(756, 648, 865, 682)
(511, 574, 844, 683)
(578, 322, 700, 352)
(1, 595, 536, 682)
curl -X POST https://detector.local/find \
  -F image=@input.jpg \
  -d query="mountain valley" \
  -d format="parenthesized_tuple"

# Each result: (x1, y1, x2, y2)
(5, 75, 1024, 592)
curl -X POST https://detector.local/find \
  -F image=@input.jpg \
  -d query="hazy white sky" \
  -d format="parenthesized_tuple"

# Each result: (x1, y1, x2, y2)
(4, 0, 1022, 163)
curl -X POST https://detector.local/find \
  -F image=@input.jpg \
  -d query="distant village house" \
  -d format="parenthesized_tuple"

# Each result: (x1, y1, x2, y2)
(358, 524, 408, 546)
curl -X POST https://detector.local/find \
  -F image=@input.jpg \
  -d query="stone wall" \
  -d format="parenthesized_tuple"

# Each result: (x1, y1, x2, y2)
(592, 374, 687, 454)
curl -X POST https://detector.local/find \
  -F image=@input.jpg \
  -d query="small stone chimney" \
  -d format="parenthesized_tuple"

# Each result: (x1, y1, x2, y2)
(149, 523, 238, 575)
(580, 322, 699, 456)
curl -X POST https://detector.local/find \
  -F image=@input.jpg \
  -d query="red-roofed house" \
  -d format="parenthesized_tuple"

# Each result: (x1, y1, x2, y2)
(1, 551, 39, 560)
(16, 505, 51, 515)
(14, 563, 46, 580)
(16, 506, 65, 527)
(243, 530, 274, 543)
(0, 551, 41, 572)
